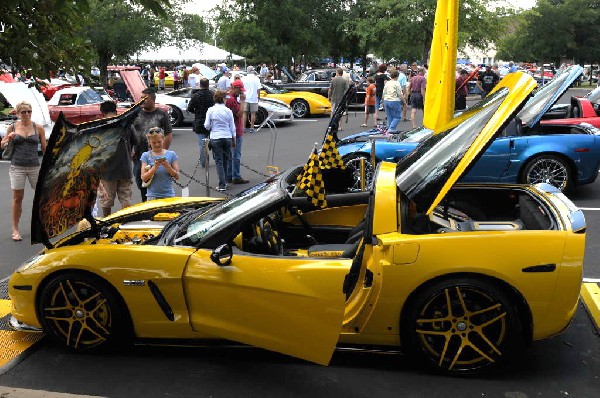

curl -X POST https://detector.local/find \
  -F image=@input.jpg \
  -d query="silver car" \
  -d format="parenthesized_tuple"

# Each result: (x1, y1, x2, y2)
(156, 88, 294, 127)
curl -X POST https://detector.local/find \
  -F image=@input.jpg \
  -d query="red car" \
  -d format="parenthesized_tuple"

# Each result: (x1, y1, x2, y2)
(38, 78, 75, 101)
(47, 87, 126, 124)
(542, 85, 600, 128)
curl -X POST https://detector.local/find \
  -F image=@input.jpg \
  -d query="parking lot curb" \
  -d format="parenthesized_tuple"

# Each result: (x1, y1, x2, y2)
(581, 282, 600, 333)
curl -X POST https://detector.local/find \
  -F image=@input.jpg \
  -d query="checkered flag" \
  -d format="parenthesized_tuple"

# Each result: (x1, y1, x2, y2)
(296, 148, 327, 208)
(319, 132, 345, 170)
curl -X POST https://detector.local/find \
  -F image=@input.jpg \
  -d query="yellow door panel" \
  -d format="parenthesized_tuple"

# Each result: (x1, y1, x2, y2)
(183, 249, 349, 365)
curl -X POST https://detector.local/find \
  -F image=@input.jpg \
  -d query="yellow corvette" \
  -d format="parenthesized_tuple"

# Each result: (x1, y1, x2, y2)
(8, 72, 586, 375)
(261, 83, 331, 118)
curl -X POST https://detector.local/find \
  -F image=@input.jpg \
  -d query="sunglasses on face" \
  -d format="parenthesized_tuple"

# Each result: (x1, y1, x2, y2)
(20, 110, 32, 114)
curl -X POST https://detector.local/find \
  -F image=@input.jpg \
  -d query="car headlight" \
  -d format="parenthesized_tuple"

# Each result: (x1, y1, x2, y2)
(16, 254, 45, 273)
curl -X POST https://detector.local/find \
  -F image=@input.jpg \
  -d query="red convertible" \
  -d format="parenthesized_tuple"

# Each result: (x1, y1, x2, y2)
(542, 85, 600, 128)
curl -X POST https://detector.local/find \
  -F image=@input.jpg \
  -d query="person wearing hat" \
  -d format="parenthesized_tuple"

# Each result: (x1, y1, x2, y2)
(476, 64, 499, 99)
(217, 67, 231, 91)
(225, 80, 249, 184)
(241, 66, 261, 133)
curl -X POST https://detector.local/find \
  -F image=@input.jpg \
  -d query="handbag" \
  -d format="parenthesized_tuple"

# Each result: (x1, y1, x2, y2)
(2, 123, 16, 160)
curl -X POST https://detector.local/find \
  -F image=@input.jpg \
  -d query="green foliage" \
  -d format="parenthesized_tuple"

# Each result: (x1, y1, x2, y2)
(496, 0, 600, 64)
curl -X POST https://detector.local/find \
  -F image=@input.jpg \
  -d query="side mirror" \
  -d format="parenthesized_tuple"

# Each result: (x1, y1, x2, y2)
(210, 244, 233, 266)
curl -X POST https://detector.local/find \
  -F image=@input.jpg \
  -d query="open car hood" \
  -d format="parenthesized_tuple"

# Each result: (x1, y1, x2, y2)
(396, 72, 537, 215)
(517, 64, 583, 127)
(31, 102, 142, 247)
(585, 84, 600, 104)
(0, 81, 53, 128)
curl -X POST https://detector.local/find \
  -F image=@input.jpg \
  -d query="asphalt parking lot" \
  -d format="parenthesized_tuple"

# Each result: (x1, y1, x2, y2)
(0, 90, 599, 397)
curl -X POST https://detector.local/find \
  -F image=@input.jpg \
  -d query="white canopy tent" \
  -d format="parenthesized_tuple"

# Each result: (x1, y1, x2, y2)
(134, 41, 245, 64)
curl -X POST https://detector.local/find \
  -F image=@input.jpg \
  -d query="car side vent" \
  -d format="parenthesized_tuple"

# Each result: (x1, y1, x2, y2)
(148, 280, 175, 321)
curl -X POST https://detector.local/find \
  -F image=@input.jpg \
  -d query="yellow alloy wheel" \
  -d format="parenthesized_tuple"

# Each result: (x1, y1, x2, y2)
(403, 278, 525, 375)
(39, 272, 130, 351)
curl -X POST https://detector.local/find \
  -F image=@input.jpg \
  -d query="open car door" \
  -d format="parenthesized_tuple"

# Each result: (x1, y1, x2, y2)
(183, 249, 349, 365)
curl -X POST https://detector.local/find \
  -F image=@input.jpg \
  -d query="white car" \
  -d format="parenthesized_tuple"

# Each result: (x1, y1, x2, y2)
(0, 82, 53, 158)
(156, 87, 294, 127)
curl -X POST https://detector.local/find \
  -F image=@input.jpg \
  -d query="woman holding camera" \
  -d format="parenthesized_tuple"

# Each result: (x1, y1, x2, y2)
(140, 127, 179, 201)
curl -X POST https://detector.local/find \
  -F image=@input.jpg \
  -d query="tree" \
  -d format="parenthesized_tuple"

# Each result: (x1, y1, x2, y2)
(86, 0, 209, 85)
(496, 0, 600, 65)
(0, 0, 172, 77)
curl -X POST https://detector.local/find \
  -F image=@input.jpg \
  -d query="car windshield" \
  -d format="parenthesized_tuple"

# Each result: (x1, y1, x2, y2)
(263, 83, 288, 94)
(77, 89, 103, 105)
(586, 85, 600, 104)
(174, 178, 283, 246)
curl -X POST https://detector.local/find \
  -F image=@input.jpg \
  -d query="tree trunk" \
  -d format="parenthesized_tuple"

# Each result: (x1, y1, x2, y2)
(98, 51, 113, 88)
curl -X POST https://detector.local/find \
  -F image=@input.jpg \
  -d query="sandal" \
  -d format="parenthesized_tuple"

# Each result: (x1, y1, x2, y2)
(360, 124, 367, 127)
(12, 232, 22, 242)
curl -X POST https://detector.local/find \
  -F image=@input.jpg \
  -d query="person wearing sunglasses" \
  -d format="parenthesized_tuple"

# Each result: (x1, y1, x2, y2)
(0, 101, 47, 241)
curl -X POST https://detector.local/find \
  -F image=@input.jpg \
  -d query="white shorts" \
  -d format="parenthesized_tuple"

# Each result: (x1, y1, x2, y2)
(9, 165, 39, 190)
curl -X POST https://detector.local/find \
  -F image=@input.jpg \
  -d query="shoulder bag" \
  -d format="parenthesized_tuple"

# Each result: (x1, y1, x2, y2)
(1, 123, 16, 160)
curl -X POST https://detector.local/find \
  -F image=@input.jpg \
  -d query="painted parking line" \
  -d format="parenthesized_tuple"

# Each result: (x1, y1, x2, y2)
(0, 387, 104, 397)
(0, 299, 44, 375)
(578, 207, 600, 211)
(581, 283, 600, 334)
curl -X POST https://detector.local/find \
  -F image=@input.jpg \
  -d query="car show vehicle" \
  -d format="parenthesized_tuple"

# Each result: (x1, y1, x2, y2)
(543, 84, 600, 128)
(260, 83, 331, 118)
(0, 81, 53, 156)
(8, 72, 586, 376)
(156, 87, 293, 127)
(276, 67, 366, 105)
(47, 87, 127, 124)
(338, 65, 600, 192)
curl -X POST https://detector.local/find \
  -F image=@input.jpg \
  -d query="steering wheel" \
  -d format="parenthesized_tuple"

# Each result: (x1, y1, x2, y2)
(258, 216, 283, 255)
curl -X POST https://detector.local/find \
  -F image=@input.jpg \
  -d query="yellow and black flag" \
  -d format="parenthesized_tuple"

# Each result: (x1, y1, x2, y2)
(296, 148, 327, 208)
(318, 132, 345, 170)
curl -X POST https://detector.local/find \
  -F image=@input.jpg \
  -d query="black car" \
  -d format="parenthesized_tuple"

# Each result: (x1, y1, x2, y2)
(276, 67, 366, 106)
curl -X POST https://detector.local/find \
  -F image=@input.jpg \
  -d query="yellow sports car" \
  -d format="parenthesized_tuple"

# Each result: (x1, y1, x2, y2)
(261, 83, 331, 118)
(8, 72, 586, 375)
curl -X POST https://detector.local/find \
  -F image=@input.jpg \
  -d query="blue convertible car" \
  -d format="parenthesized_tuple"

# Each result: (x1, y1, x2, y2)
(338, 65, 600, 192)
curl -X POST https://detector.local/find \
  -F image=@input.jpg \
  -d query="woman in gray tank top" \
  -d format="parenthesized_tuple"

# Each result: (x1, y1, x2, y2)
(0, 101, 47, 241)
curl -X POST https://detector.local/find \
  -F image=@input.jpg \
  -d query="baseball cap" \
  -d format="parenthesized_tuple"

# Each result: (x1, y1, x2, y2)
(222, 66, 229, 73)
(231, 79, 245, 92)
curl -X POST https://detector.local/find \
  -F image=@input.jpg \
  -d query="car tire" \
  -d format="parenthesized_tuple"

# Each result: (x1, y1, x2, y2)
(343, 154, 376, 191)
(291, 99, 310, 118)
(251, 107, 268, 127)
(38, 271, 132, 352)
(401, 277, 525, 375)
(169, 105, 184, 127)
(521, 154, 572, 192)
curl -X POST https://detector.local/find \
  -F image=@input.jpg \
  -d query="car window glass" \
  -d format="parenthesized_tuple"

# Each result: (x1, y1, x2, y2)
(175, 180, 282, 246)
(59, 94, 76, 105)
(77, 89, 103, 105)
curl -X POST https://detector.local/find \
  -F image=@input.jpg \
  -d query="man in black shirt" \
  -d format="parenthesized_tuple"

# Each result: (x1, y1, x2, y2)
(187, 78, 214, 167)
(476, 64, 499, 99)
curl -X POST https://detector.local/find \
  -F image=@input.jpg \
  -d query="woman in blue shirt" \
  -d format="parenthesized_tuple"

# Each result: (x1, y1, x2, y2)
(140, 127, 179, 201)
